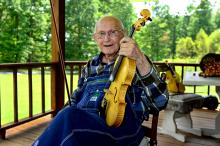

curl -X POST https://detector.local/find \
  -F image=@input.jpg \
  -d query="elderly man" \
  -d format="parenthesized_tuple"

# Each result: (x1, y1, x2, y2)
(32, 16, 168, 146)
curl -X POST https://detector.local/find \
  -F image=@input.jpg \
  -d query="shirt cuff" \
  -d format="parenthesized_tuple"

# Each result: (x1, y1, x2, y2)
(137, 66, 161, 86)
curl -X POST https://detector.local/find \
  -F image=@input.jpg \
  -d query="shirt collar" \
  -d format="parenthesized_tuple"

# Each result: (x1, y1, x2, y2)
(94, 52, 115, 66)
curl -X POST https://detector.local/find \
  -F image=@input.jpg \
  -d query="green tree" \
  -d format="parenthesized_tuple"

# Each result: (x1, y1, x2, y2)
(1, 0, 219, 63)
(65, 0, 97, 61)
(194, 28, 209, 58)
(0, 0, 51, 63)
(135, 17, 169, 61)
(214, 8, 220, 29)
(188, 0, 214, 39)
(21, 0, 51, 62)
(209, 29, 220, 53)
(176, 37, 197, 58)
(0, 1, 24, 62)
(95, 0, 135, 31)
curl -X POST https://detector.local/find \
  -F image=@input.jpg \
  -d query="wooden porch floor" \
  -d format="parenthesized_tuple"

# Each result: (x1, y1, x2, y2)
(0, 109, 220, 146)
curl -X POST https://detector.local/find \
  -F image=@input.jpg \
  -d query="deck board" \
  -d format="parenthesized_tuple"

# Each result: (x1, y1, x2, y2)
(0, 109, 220, 146)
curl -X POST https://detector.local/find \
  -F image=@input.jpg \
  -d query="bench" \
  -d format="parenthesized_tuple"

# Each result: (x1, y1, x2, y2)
(158, 93, 204, 142)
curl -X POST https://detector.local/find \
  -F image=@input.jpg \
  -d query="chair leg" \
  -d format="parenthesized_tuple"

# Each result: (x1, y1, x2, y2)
(148, 139, 157, 146)
(141, 113, 159, 146)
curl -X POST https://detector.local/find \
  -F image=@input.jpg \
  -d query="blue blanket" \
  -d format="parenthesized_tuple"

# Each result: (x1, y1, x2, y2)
(32, 105, 144, 146)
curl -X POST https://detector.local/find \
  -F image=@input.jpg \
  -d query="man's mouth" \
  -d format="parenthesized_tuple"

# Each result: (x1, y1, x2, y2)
(104, 44, 113, 47)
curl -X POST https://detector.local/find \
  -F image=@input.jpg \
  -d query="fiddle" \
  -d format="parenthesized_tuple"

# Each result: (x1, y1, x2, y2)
(101, 9, 152, 127)
(164, 61, 185, 94)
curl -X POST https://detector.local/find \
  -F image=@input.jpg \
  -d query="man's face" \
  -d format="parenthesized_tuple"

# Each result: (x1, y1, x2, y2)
(94, 17, 124, 57)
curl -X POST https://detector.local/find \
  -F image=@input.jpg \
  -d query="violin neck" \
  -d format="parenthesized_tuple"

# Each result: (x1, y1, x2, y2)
(109, 55, 124, 81)
(109, 26, 136, 81)
(167, 63, 176, 77)
(129, 25, 135, 38)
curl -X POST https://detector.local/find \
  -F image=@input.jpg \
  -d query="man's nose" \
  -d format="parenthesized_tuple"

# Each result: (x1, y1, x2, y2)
(103, 33, 111, 40)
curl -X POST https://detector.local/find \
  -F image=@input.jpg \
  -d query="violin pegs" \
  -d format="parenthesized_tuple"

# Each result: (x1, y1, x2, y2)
(148, 17, 152, 21)
(141, 22, 145, 26)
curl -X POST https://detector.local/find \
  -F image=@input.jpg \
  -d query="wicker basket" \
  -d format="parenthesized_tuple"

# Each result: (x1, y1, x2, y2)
(199, 53, 220, 77)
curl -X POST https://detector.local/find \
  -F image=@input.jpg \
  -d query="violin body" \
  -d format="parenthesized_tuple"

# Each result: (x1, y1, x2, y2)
(166, 70, 185, 93)
(162, 61, 185, 94)
(104, 57, 136, 127)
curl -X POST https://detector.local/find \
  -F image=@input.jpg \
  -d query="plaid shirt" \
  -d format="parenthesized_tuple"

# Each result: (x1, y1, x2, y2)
(70, 53, 168, 121)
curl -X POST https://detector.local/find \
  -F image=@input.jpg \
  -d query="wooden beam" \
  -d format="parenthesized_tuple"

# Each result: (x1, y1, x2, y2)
(51, 0, 65, 116)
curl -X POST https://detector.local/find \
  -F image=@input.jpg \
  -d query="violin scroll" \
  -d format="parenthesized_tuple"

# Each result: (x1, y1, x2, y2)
(133, 9, 152, 31)
(140, 9, 152, 21)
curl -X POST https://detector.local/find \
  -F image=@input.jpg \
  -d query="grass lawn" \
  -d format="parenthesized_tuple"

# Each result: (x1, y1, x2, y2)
(0, 72, 218, 125)
(0, 72, 79, 125)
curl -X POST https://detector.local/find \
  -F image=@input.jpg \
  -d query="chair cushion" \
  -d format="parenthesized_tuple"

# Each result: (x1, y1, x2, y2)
(166, 93, 204, 113)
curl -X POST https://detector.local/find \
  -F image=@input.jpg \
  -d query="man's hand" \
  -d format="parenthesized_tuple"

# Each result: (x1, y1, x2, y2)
(119, 36, 151, 76)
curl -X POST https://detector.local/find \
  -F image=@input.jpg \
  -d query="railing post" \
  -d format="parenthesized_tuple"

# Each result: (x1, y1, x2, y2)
(28, 68, 33, 118)
(41, 67, 46, 113)
(0, 129, 6, 139)
(51, 0, 65, 116)
(0, 84, 5, 140)
(13, 69, 18, 123)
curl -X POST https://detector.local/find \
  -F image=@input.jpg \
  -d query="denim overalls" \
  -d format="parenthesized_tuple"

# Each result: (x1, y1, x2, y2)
(32, 68, 145, 146)
(76, 73, 109, 116)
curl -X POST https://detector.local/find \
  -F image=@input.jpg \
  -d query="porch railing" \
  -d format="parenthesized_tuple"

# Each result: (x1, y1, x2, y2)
(0, 61, 211, 139)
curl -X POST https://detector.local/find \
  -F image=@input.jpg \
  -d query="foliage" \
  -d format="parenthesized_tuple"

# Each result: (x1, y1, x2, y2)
(187, 0, 214, 39)
(95, 0, 135, 31)
(176, 37, 197, 58)
(194, 28, 209, 58)
(0, 0, 220, 63)
(0, 0, 51, 63)
(214, 8, 220, 28)
(65, 0, 97, 61)
(209, 29, 220, 53)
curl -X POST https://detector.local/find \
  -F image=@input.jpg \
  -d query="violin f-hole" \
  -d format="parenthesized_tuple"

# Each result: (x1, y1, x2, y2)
(113, 87, 118, 103)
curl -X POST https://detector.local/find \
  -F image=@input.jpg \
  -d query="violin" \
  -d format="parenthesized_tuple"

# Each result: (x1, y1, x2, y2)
(101, 9, 152, 127)
(164, 61, 185, 94)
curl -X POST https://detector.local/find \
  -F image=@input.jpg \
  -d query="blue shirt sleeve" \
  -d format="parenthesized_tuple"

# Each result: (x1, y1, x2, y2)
(135, 64, 169, 112)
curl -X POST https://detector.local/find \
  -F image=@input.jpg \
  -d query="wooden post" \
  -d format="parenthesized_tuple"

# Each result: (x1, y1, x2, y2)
(51, 0, 65, 116)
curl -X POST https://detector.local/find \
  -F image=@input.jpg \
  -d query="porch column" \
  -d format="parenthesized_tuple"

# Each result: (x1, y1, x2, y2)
(51, 0, 65, 116)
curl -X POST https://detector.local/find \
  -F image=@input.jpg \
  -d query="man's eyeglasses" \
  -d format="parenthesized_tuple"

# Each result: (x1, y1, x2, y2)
(94, 30, 123, 39)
